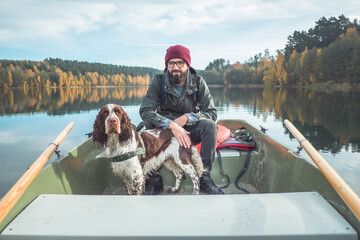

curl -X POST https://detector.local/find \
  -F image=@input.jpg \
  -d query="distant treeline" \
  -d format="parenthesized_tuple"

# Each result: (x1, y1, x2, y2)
(200, 15, 360, 86)
(0, 58, 161, 88)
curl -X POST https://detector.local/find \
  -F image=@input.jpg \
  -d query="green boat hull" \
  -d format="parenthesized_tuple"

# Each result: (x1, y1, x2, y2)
(0, 119, 359, 238)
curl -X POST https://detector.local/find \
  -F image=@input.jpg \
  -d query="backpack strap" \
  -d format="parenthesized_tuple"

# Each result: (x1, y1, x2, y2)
(159, 74, 165, 104)
(191, 78, 200, 106)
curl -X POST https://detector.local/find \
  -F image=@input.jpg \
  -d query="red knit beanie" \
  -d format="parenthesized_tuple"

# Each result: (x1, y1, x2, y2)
(165, 45, 191, 67)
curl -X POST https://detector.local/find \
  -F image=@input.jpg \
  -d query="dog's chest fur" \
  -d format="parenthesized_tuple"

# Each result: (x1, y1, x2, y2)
(106, 132, 136, 156)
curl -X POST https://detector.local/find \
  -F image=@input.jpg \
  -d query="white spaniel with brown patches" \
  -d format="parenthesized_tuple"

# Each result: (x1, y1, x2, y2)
(93, 104, 203, 195)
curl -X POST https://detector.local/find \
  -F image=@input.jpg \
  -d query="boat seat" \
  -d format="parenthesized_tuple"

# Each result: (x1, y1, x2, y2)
(1, 192, 356, 239)
(214, 148, 258, 161)
(216, 148, 242, 157)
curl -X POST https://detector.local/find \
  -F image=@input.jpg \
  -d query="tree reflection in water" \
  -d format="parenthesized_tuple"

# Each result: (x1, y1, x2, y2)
(1, 86, 359, 153)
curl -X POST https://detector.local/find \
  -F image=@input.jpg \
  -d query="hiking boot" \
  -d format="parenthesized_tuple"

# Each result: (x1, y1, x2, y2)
(200, 174, 224, 194)
(145, 174, 164, 195)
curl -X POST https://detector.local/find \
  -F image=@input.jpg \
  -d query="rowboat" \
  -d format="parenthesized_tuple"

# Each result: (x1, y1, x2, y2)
(0, 119, 359, 239)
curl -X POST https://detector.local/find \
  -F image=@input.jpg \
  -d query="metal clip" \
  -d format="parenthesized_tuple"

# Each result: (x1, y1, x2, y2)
(85, 132, 93, 138)
(49, 142, 59, 150)
(49, 142, 61, 159)
(296, 146, 303, 155)
(259, 125, 268, 133)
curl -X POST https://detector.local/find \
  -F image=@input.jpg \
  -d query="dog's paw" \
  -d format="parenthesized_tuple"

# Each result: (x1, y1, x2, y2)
(192, 190, 200, 195)
(103, 188, 115, 195)
(168, 187, 179, 194)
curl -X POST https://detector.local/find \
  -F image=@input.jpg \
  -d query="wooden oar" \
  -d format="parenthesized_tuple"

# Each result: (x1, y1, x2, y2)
(0, 121, 75, 224)
(284, 119, 360, 222)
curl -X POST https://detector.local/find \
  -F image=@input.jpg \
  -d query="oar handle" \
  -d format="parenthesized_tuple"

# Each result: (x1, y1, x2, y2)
(284, 119, 360, 222)
(0, 121, 75, 224)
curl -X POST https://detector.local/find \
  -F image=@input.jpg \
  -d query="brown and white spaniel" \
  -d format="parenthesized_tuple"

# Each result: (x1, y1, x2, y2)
(93, 104, 203, 195)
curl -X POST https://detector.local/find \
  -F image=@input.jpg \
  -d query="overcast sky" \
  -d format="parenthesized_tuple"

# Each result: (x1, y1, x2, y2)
(1, 0, 359, 70)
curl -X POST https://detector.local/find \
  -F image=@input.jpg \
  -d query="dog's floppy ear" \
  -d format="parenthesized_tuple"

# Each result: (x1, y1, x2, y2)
(93, 106, 108, 146)
(117, 105, 133, 142)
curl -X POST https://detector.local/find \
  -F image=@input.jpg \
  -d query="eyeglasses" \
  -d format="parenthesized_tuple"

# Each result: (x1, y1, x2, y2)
(167, 60, 186, 68)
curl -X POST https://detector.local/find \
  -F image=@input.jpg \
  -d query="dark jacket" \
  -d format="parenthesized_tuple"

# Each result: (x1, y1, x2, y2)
(139, 67, 217, 128)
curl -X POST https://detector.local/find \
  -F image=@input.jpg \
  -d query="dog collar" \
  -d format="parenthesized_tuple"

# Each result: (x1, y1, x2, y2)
(95, 145, 145, 162)
(110, 147, 145, 162)
(95, 127, 146, 163)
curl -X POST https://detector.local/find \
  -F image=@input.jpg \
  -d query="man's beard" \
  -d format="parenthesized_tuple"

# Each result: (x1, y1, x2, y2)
(168, 69, 188, 85)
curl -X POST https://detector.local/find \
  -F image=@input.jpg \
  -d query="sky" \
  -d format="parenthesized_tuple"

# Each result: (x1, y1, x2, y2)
(1, 0, 359, 70)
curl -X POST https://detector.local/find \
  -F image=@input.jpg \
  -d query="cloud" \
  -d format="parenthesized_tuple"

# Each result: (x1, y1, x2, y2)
(2, 0, 359, 42)
(0, 0, 117, 42)
(1, 0, 359, 68)
(111, 0, 300, 35)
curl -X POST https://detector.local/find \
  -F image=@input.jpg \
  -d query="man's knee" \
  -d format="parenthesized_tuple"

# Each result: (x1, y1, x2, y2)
(199, 119, 217, 135)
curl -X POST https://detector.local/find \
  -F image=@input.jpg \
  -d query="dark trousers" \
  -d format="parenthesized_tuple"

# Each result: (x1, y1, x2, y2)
(136, 119, 217, 171)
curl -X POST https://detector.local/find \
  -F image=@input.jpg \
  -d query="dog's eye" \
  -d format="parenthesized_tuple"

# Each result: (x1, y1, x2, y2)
(103, 110, 109, 116)
(114, 108, 120, 113)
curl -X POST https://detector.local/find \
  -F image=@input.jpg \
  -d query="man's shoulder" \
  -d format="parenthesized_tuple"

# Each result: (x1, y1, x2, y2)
(194, 75, 207, 89)
(189, 68, 205, 83)
(154, 73, 164, 80)
(150, 74, 163, 85)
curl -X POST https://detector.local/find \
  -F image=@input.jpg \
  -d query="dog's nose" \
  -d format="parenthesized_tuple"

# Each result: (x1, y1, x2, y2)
(108, 118, 118, 124)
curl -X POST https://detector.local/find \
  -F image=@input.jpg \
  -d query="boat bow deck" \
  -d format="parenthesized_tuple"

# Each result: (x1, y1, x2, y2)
(1, 192, 356, 239)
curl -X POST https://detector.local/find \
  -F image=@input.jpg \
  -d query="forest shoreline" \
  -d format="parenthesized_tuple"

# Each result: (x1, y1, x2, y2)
(2, 81, 360, 91)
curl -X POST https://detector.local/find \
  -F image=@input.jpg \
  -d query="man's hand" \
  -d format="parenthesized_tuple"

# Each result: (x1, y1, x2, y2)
(173, 114, 188, 127)
(168, 120, 191, 148)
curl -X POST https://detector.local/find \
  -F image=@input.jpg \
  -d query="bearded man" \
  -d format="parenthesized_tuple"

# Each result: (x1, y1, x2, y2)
(137, 45, 223, 195)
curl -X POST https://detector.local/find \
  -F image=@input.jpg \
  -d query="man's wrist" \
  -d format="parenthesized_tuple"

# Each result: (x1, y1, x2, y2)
(160, 119, 172, 129)
(186, 113, 199, 123)
(168, 121, 177, 129)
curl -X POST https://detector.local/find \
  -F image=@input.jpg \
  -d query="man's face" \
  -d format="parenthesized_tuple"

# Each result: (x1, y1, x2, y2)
(167, 58, 188, 76)
(167, 58, 189, 85)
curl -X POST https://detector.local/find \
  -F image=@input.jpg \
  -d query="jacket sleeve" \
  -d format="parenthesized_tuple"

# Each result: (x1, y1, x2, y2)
(195, 76, 217, 122)
(139, 75, 169, 128)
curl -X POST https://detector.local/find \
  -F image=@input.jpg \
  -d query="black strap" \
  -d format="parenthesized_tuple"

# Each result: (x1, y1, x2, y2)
(110, 147, 145, 162)
(159, 74, 165, 104)
(96, 127, 146, 163)
(235, 150, 251, 193)
(216, 149, 230, 189)
(191, 77, 200, 107)
(96, 146, 145, 162)
(216, 147, 253, 193)
(191, 83, 200, 106)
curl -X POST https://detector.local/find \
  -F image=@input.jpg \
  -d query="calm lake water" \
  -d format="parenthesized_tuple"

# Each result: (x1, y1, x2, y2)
(0, 86, 359, 198)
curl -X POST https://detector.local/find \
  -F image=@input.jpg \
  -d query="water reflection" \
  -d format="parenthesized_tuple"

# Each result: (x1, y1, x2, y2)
(1, 87, 359, 153)
(0, 87, 148, 115)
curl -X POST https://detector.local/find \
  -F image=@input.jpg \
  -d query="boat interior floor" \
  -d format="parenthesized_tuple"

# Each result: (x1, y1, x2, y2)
(1, 192, 356, 240)
(99, 148, 258, 195)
